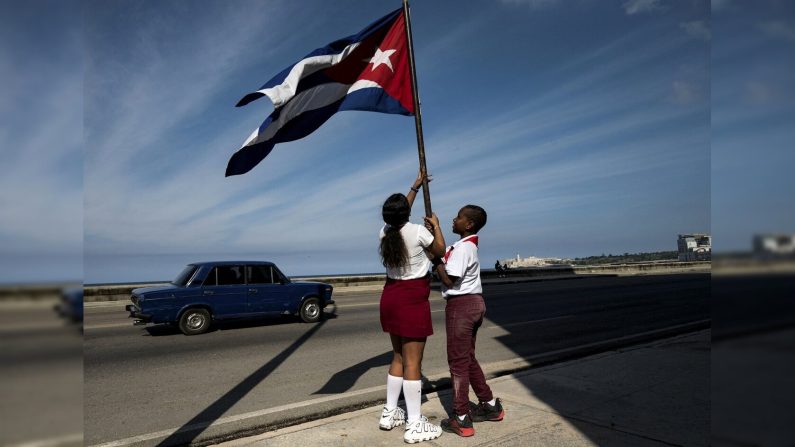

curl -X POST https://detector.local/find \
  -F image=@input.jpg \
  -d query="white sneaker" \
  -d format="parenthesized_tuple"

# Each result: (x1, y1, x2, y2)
(403, 415, 443, 443)
(379, 406, 406, 430)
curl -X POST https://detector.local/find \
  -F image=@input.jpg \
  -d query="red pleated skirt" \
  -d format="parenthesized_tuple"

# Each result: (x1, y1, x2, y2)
(380, 275, 433, 338)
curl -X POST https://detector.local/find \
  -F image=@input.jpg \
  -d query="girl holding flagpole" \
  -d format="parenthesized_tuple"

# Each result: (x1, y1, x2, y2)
(377, 172, 445, 443)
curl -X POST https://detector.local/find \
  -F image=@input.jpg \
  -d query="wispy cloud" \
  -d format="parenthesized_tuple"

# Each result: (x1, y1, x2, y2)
(680, 20, 711, 40)
(623, 0, 664, 15)
(0, 15, 82, 256)
(84, 5, 294, 184)
(499, 0, 560, 8)
(758, 20, 795, 43)
(711, 0, 732, 12)
(670, 80, 706, 104)
(746, 81, 773, 104)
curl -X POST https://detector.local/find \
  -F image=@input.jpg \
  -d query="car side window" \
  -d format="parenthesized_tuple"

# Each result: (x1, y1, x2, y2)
(203, 268, 218, 287)
(216, 265, 245, 286)
(247, 265, 274, 284)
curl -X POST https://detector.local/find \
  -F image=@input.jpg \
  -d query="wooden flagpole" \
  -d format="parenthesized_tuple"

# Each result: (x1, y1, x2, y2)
(402, 0, 432, 217)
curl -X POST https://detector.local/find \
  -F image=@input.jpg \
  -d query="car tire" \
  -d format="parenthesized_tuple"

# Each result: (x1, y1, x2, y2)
(299, 297, 322, 323)
(178, 308, 211, 335)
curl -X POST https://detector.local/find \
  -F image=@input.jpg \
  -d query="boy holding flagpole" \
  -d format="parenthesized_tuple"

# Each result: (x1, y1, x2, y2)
(425, 206, 505, 438)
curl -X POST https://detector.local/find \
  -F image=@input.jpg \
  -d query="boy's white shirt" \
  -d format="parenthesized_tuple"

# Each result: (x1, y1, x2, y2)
(379, 222, 434, 280)
(442, 235, 482, 298)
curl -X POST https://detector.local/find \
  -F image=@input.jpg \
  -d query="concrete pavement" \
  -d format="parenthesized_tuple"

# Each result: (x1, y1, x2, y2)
(213, 330, 709, 447)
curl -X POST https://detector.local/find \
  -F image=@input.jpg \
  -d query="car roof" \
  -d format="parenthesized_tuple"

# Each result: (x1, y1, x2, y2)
(190, 261, 276, 267)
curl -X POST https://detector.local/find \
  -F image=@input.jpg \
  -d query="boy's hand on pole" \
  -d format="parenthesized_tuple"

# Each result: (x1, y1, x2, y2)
(424, 213, 440, 232)
(425, 213, 447, 258)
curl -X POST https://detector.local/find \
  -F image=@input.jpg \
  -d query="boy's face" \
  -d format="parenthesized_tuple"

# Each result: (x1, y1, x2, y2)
(452, 208, 472, 235)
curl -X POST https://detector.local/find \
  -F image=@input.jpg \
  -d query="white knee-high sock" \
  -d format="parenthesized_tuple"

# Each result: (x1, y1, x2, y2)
(386, 374, 403, 410)
(403, 379, 422, 424)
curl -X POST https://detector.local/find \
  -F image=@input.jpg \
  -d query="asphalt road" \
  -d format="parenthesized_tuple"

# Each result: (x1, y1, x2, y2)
(0, 302, 83, 447)
(84, 273, 709, 446)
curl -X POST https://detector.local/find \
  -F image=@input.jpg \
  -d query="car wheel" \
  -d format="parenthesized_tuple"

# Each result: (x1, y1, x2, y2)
(178, 308, 211, 335)
(299, 297, 322, 323)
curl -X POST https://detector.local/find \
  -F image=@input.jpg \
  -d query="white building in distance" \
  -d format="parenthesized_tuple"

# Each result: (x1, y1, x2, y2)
(502, 254, 564, 268)
(753, 234, 795, 258)
(677, 234, 711, 261)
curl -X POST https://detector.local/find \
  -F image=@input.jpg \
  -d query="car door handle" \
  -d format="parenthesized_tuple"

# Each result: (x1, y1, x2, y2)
(248, 289, 258, 293)
(203, 290, 214, 295)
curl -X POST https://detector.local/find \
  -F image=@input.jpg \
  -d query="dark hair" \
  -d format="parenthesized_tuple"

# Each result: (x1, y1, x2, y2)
(462, 204, 487, 233)
(379, 193, 410, 269)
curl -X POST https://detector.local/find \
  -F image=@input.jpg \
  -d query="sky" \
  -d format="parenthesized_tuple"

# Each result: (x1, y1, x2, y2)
(0, 1, 83, 283)
(2, 0, 788, 283)
(711, 0, 795, 252)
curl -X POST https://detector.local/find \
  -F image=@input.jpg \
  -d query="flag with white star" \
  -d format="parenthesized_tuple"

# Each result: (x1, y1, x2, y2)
(226, 8, 413, 177)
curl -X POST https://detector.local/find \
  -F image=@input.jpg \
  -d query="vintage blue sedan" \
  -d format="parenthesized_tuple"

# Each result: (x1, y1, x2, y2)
(125, 261, 334, 335)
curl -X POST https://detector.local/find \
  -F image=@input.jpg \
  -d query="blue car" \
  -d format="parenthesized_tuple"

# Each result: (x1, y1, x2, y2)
(125, 261, 334, 335)
(55, 286, 84, 323)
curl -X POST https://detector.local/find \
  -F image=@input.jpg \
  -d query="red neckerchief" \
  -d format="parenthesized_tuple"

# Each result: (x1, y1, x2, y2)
(443, 235, 479, 263)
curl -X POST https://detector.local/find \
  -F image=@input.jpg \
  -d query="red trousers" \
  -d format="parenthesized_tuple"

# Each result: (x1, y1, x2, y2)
(445, 294, 493, 416)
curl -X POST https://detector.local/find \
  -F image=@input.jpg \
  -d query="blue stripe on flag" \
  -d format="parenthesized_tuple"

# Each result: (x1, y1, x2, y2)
(339, 88, 412, 115)
(226, 87, 409, 176)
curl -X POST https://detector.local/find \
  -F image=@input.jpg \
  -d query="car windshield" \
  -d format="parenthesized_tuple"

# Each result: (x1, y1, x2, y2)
(172, 265, 198, 286)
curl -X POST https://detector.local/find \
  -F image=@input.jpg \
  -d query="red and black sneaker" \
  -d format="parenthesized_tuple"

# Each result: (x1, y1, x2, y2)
(441, 413, 475, 437)
(471, 398, 505, 422)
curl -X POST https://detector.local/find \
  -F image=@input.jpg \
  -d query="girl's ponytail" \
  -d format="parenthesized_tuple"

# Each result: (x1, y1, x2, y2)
(379, 193, 410, 269)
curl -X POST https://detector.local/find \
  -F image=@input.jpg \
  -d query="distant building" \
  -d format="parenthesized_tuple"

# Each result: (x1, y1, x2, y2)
(503, 254, 563, 268)
(753, 234, 795, 258)
(678, 234, 711, 261)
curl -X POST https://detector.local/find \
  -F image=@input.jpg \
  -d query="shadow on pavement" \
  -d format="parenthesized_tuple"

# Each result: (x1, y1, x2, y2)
(468, 273, 711, 446)
(144, 312, 338, 337)
(313, 351, 393, 394)
(155, 311, 334, 446)
(712, 272, 795, 446)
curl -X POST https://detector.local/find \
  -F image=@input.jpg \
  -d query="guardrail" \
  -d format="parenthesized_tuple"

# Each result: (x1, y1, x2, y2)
(0, 284, 70, 301)
(1, 261, 710, 302)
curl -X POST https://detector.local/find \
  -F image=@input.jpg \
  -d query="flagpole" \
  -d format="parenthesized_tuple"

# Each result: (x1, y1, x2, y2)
(402, 0, 432, 218)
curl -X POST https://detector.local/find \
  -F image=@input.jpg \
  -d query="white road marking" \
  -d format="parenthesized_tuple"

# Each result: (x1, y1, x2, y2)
(11, 433, 83, 447)
(84, 301, 129, 309)
(84, 322, 133, 330)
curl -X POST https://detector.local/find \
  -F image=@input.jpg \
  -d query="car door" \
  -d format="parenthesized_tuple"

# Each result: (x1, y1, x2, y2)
(246, 264, 288, 313)
(201, 265, 248, 318)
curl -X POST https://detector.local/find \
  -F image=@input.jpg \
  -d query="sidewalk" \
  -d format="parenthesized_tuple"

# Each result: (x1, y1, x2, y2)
(214, 330, 709, 447)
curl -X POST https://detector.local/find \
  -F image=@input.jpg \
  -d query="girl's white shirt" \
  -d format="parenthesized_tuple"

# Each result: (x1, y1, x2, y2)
(379, 222, 434, 280)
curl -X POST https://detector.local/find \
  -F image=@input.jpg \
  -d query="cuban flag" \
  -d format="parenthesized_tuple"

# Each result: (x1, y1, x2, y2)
(226, 8, 414, 176)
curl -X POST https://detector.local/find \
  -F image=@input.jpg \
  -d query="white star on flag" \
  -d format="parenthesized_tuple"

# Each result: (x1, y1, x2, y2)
(368, 47, 396, 72)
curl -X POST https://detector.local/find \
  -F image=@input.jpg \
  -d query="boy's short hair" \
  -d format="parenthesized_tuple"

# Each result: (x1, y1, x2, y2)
(462, 205, 487, 233)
